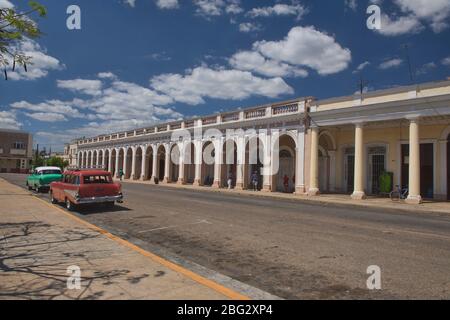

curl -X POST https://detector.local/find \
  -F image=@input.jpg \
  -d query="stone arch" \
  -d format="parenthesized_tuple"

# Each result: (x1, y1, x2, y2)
(92, 150, 98, 167)
(103, 149, 110, 171)
(169, 144, 180, 183)
(118, 148, 125, 177)
(110, 148, 117, 176)
(274, 134, 297, 193)
(202, 141, 215, 186)
(222, 139, 238, 188)
(98, 149, 104, 167)
(244, 136, 265, 190)
(124, 147, 133, 179)
(83, 151, 88, 167)
(134, 146, 144, 180)
(87, 150, 92, 168)
(142, 145, 153, 180)
(156, 144, 166, 181)
(183, 141, 196, 184)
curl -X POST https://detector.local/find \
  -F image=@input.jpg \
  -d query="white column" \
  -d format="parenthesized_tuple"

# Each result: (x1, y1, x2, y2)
(295, 129, 306, 194)
(152, 146, 158, 183)
(114, 149, 120, 178)
(213, 138, 222, 188)
(235, 136, 245, 190)
(178, 143, 185, 184)
(406, 118, 422, 204)
(262, 134, 272, 192)
(131, 147, 137, 180)
(123, 148, 129, 179)
(308, 126, 320, 196)
(193, 140, 203, 186)
(351, 123, 366, 200)
(108, 150, 113, 173)
(164, 144, 171, 183)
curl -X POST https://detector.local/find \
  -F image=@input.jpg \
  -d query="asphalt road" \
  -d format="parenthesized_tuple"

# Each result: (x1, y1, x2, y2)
(2, 172, 450, 299)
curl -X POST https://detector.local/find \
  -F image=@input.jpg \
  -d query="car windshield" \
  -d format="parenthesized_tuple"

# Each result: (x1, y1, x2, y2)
(40, 170, 61, 175)
(83, 175, 112, 184)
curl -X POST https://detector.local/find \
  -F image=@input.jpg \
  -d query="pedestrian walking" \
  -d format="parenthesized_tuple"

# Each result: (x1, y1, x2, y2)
(251, 171, 259, 191)
(119, 168, 124, 181)
(227, 171, 234, 189)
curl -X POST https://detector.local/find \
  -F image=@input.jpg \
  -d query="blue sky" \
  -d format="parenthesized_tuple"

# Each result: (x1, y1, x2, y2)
(0, 0, 449, 151)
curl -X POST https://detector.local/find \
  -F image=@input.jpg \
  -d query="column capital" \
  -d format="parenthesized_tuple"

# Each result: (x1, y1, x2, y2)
(405, 115, 421, 122)
(351, 121, 365, 128)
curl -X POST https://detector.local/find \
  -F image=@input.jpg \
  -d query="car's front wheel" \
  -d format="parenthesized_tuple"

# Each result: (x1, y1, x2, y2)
(65, 198, 76, 211)
(50, 191, 57, 204)
(26, 182, 32, 191)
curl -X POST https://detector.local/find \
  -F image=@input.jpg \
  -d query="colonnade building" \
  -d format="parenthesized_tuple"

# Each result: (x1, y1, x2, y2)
(75, 79, 450, 204)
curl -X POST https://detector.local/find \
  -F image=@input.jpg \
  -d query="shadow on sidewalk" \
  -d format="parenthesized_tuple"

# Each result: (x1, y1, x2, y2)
(0, 221, 144, 300)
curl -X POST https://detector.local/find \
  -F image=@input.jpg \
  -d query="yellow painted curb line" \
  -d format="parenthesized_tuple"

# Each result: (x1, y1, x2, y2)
(34, 195, 250, 300)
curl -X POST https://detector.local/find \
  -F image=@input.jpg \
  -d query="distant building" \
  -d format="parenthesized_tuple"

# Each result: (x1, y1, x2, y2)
(0, 129, 33, 173)
(63, 141, 79, 166)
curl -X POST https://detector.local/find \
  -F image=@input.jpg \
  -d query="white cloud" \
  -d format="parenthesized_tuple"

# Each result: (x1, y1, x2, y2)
(0, 0, 14, 9)
(247, 3, 307, 20)
(379, 58, 403, 70)
(238, 22, 262, 33)
(375, 0, 450, 36)
(353, 61, 371, 73)
(123, 0, 136, 7)
(155, 0, 179, 9)
(0, 110, 21, 129)
(254, 26, 351, 75)
(25, 112, 68, 122)
(226, 1, 243, 14)
(394, 0, 450, 32)
(57, 79, 103, 96)
(10, 100, 87, 119)
(345, 0, 357, 11)
(442, 57, 450, 66)
(229, 50, 308, 78)
(7, 38, 63, 81)
(97, 72, 118, 80)
(377, 14, 423, 36)
(193, 0, 242, 17)
(416, 62, 436, 75)
(150, 66, 293, 105)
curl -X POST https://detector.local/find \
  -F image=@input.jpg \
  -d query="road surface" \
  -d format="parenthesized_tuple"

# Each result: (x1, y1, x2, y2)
(2, 173, 450, 299)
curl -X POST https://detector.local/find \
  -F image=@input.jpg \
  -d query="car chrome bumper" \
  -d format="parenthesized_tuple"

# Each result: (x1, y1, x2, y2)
(75, 195, 123, 205)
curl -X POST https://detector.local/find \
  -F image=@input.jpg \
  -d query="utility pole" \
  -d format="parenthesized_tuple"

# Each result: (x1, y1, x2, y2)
(403, 44, 415, 84)
(358, 76, 370, 95)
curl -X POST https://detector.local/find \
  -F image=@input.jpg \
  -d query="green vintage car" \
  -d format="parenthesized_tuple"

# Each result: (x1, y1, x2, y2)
(26, 166, 63, 192)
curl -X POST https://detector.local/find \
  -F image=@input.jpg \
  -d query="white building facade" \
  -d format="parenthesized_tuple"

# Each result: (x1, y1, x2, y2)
(75, 80, 450, 203)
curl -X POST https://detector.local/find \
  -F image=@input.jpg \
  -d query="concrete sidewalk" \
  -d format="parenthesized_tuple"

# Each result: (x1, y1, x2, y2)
(0, 178, 247, 300)
(117, 178, 450, 216)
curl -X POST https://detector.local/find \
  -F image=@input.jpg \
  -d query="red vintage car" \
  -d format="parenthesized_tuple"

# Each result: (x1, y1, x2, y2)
(49, 169, 123, 211)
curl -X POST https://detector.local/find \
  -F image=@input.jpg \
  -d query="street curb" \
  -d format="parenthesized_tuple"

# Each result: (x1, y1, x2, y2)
(93, 222, 283, 301)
